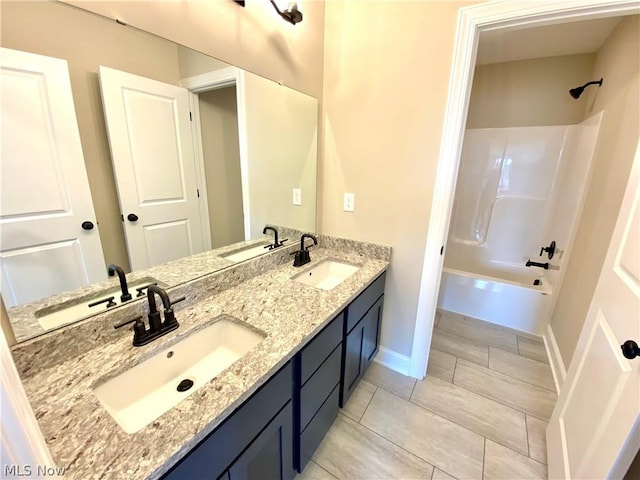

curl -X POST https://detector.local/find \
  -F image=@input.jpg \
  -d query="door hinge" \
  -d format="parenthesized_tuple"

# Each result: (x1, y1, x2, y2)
(197, 188, 200, 198)
(189, 111, 192, 121)
(440, 245, 444, 255)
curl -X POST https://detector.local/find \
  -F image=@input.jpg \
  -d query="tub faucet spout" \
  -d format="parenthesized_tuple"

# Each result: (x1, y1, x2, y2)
(526, 259, 550, 270)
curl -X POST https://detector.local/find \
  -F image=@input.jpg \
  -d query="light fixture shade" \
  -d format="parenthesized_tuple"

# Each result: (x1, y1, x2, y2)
(270, 0, 303, 24)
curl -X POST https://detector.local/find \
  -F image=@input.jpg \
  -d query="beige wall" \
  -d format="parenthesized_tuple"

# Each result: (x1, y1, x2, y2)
(550, 15, 640, 369)
(321, 1, 478, 357)
(467, 54, 596, 128)
(199, 88, 245, 248)
(63, 0, 325, 99)
(1, 0, 188, 273)
(244, 72, 318, 237)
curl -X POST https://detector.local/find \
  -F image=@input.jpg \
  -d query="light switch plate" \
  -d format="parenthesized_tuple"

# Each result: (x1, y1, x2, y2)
(293, 188, 302, 206)
(343, 193, 355, 212)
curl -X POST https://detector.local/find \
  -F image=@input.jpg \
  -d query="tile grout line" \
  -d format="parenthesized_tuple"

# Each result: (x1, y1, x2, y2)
(452, 356, 459, 383)
(306, 459, 339, 480)
(482, 436, 486, 480)
(348, 410, 441, 474)
(453, 358, 556, 418)
(525, 413, 532, 460)
(486, 347, 557, 393)
(409, 379, 418, 400)
(357, 385, 378, 423)
(407, 390, 531, 458)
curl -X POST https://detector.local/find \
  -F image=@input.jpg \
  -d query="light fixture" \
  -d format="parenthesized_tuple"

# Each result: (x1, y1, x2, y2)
(232, 0, 303, 26)
(269, 0, 303, 25)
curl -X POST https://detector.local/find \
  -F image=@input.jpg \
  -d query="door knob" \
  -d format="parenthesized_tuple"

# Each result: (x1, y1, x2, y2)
(621, 340, 640, 359)
(127, 213, 139, 222)
(81, 221, 94, 230)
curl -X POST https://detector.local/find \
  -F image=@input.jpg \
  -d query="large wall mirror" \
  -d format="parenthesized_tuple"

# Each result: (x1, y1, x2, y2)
(0, 0, 318, 341)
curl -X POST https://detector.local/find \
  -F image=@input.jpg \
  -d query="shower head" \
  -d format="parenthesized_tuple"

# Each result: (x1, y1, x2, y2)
(569, 78, 603, 99)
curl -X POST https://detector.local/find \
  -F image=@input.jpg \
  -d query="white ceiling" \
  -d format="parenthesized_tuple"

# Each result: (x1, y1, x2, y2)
(476, 16, 624, 66)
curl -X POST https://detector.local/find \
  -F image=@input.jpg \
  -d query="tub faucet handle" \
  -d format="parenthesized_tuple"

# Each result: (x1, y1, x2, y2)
(539, 240, 556, 259)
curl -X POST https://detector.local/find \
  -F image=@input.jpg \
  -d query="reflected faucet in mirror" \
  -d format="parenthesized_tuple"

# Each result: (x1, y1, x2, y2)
(263, 226, 288, 250)
(108, 264, 132, 302)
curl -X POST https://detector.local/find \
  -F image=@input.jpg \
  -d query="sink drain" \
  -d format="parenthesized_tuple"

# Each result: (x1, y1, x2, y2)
(177, 379, 194, 392)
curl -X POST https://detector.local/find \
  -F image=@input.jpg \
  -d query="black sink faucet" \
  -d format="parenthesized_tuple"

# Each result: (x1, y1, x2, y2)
(108, 264, 132, 302)
(113, 285, 185, 346)
(292, 233, 318, 267)
(119, 285, 185, 346)
(263, 226, 287, 250)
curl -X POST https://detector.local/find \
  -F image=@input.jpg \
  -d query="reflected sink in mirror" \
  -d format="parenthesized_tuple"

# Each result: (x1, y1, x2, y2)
(35, 278, 160, 331)
(221, 242, 271, 263)
(293, 260, 360, 291)
(93, 316, 266, 434)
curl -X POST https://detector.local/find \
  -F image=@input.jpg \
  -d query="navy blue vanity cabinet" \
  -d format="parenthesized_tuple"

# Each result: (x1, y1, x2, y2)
(227, 401, 294, 480)
(294, 313, 344, 472)
(162, 362, 295, 480)
(341, 272, 385, 407)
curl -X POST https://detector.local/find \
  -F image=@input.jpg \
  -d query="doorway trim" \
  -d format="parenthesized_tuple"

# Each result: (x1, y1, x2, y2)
(409, 0, 640, 380)
(180, 67, 252, 241)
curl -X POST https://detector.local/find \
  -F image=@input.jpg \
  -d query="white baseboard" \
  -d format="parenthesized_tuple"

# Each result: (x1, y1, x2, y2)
(373, 346, 412, 376)
(544, 324, 567, 394)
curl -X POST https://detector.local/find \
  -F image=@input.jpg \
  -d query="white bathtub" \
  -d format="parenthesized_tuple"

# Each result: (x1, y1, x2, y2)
(437, 264, 552, 335)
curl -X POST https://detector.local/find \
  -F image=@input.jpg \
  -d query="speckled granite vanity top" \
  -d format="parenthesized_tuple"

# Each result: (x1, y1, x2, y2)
(11, 239, 390, 479)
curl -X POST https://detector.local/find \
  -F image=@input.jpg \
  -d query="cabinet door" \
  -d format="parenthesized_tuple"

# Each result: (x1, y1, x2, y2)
(228, 402, 295, 480)
(342, 319, 365, 406)
(342, 296, 384, 406)
(363, 296, 383, 371)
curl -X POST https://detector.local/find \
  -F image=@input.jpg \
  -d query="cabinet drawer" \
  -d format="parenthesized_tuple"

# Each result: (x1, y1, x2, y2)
(299, 384, 340, 471)
(300, 344, 341, 430)
(346, 272, 386, 333)
(163, 362, 292, 479)
(301, 312, 343, 385)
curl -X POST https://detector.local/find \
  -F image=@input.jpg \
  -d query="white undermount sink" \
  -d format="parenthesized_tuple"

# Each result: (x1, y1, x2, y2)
(35, 277, 159, 331)
(221, 242, 270, 263)
(93, 316, 266, 434)
(293, 260, 360, 291)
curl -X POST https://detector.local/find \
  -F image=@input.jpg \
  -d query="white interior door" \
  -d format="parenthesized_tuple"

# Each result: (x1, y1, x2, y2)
(99, 66, 206, 271)
(0, 48, 106, 307)
(547, 141, 640, 479)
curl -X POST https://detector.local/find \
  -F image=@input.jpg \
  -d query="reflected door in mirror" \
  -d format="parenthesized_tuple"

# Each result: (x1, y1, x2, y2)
(99, 66, 208, 270)
(0, 48, 107, 307)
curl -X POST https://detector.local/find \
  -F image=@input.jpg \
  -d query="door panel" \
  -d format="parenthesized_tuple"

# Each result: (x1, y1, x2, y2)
(99, 66, 206, 271)
(1, 240, 89, 306)
(143, 219, 192, 267)
(547, 143, 640, 478)
(0, 48, 106, 307)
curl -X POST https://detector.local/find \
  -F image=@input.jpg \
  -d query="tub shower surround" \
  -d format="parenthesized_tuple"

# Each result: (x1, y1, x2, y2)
(11, 236, 390, 479)
(440, 115, 602, 333)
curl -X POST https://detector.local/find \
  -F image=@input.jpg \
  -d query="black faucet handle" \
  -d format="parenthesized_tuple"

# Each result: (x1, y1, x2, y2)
(88, 296, 116, 309)
(170, 296, 186, 307)
(113, 315, 142, 329)
(136, 283, 157, 297)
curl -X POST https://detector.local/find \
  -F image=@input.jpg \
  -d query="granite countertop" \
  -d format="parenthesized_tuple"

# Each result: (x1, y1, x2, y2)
(12, 243, 389, 479)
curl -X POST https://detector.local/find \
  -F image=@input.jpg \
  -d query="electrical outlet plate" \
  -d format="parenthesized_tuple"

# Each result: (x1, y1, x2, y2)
(293, 188, 302, 206)
(343, 193, 355, 212)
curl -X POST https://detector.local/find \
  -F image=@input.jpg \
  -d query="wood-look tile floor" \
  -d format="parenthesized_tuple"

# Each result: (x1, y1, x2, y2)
(297, 311, 556, 480)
